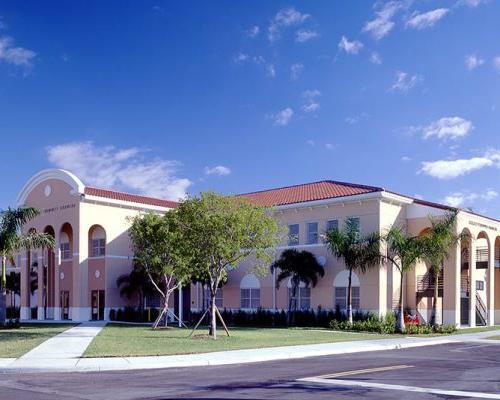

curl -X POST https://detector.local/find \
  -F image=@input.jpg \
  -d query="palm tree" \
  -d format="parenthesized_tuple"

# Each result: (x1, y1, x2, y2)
(324, 217, 382, 324)
(0, 207, 55, 324)
(271, 249, 325, 325)
(116, 265, 155, 311)
(383, 226, 424, 332)
(6, 271, 21, 308)
(420, 212, 460, 327)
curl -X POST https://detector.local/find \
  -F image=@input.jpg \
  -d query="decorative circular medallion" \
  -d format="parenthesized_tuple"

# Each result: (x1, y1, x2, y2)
(44, 184, 52, 197)
(60, 272, 65, 280)
(95, 270, 101, 279)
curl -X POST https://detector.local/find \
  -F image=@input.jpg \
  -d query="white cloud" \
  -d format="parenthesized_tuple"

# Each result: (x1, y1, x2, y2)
(370, 52, 382, 65)
(0, 36, 36, 67)
(325, 143, 335, 150)
(465, 54, 484, 70)
(362, 1, 403, 40)
(273, 108, 294, 126)
(204, 165, 231, 176)
(268, 7, 310, 42)
(338, 36, 363, 55)
(458, 0, 486, 7)
(47, 142, 191, 200)
(442, 190, 498, 208)
(247, 26, 260, 38)
(301, 90, 321, 113)
(390, 71, 422, 92)
(295, 30, 319, 43)
(266, 63, 276, 78)
(234, 52, 249, 63)
(420, 156, 493, 179)
(421, 117, 473, 140)
(493, 56, 500, 73)
(401, 156, 412, 162)
(290, 63, 304, 80)
(406, 8, 449, 30)
(306, 140, 315, 147)
(345, 112, 369, 125)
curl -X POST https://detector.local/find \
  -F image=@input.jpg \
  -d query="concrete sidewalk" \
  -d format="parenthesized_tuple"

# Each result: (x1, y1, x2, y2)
(1, 327, 499, 373)
(7, 321, 106, 370)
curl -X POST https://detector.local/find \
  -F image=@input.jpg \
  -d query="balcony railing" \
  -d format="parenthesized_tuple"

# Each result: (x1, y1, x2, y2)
(417, 271, 444, 293)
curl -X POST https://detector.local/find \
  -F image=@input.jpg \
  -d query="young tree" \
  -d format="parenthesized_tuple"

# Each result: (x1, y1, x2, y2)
(271, 249, 325, 325)
(177, 192, 280, 339)
(324, 217, 382, 324)
(0, 207, 55, 324)
(420, 212, 460, 327)
(383, 226, 424, 332)
(129, 211, 192, 329)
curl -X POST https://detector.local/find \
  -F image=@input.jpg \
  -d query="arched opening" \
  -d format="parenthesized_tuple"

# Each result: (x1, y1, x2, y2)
(42, 225, 56, 319)
(59, 223, 73, 261)
(475, 232, 490, 326)
(333, 270, 360, 312)
(88, 225, 106, 258)
(59, 223, 73, 320)
(240, 274, 260, 310)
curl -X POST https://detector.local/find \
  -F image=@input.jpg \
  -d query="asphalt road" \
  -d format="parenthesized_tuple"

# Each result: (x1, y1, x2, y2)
(1, 342, 500, 399)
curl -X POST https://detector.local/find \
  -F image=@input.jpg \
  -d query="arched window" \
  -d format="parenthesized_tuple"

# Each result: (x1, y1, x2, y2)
(89, 225, 106, 258)
(333, 270, 360, 311)
(240, 274, 260, 310)
(60, 223, 73, 261)
(287, 279, 311, 310)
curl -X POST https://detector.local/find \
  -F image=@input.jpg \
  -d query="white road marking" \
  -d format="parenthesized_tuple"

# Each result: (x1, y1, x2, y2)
(298, 377, 500, 399)
(315, 364, 413, 379)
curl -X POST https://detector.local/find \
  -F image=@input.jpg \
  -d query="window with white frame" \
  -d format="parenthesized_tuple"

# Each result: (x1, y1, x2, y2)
(60, 242, 71, 260)
(348, 217, 360, 236)
(307, 222, 319, 244)
(240, 274, 261, 309)
(334, 286, 360, 311)
(91, 238, 106, 257)
(288, 224, 299, 246)
(203, 286, 223, 309)
(288, 286, 311, 310)
(326, 219, 338, 233)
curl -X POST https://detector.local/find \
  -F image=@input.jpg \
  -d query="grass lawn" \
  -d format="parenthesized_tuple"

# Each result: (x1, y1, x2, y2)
(453, 325, 500, 335)
(0, 324, 75, 358)
(84, 324, 393, 358)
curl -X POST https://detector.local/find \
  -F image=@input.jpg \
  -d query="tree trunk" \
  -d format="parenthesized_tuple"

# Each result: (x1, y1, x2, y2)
(347, 269, 353, 324)
(431, 269, 439, 327)
(0, 256, 6, 325)
(210, 292, 217, 340)
(397, 270, 405, 333)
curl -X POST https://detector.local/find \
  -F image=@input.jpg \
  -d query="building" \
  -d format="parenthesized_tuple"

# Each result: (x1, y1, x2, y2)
(16, 169, 500, 327)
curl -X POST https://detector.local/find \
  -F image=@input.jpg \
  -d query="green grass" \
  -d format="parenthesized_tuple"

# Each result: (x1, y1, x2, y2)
(0, 323, 75, 358)
(84, 324, 393, 358)
(453, 325, 500, 334)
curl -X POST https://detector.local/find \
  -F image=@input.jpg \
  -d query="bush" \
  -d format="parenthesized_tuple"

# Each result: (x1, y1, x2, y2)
(1, 318, 20, 329)
(330, 312, 397, 334)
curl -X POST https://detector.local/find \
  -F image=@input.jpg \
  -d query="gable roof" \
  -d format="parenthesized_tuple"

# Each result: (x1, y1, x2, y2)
(84, 187, 178, 209)
(237, 180, 384, 207)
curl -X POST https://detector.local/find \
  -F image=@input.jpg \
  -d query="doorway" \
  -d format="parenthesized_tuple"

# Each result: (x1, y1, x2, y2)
(91, 290, 105, 320)
(60, 290, 70, 320)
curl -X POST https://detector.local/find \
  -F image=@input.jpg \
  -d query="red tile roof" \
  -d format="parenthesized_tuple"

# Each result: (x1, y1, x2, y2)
(84, 187, 178, 209)
(237, 180, 384, 207)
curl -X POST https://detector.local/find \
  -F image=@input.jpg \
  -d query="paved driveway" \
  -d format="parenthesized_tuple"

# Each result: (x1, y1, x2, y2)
(1, 341, 500, 399)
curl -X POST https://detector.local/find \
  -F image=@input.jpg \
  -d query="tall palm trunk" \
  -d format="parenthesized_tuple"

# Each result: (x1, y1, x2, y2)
(0, 255, 6, 324)
(347, 268, 353, 324)
(431, 268, 439, 327)
(397, 270, 405, 332)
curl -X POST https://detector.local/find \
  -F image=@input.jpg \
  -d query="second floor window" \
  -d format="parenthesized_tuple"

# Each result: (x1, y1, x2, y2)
(60, 242, 71, 260)
(307, 222, 318, 244)
(326, 219, 339, 233)
(91, 238, 106, 257)
(288, 224, 299, 246)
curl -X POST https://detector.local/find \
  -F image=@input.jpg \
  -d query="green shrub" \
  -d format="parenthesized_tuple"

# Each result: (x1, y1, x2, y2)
(433, 324, 457, 334)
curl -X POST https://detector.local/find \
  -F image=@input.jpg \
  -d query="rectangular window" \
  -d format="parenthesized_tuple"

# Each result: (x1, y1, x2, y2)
(326, 219, 338, 233)
(203, 287, 223, 309)
(60, 242, 71, 260)
(91, 239, 106, 257)
(334, 286, 360, 311)
(288, 224, 299, 246)
(307, 222, 319, 244)
(288, 287, 311, 310)
(240, 288, 260, 309)
(476, 280, 484, 291)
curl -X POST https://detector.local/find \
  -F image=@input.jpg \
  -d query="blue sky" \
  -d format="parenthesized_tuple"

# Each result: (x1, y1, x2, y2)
(1, 0, 499, 216)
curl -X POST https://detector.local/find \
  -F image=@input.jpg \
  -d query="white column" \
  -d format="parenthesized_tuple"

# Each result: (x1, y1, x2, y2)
(272, 268, 276, 311)
(54, 239, 61, 321)
(469, 241, 476, 327)
(20, 252, 30, 320)
(454, 244, 461, 327)
(488, 243, 495, 326)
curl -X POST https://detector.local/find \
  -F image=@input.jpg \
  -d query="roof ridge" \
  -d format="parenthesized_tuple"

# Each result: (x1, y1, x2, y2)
(237, 179, 383, 197)
(84, 186, 178, 206)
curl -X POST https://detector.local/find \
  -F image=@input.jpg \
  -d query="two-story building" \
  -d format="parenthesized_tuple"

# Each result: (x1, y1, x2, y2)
(16, 169, 500, 327)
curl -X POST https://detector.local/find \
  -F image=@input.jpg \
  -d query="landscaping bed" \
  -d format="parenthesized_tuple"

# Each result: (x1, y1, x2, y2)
(0, 323, 75, 358)
(83, 324, 393, 357)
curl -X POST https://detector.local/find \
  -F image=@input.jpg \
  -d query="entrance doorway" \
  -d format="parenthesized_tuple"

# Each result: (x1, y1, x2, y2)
(60, 291, 70, 320)
(91, 290, 105, 320)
